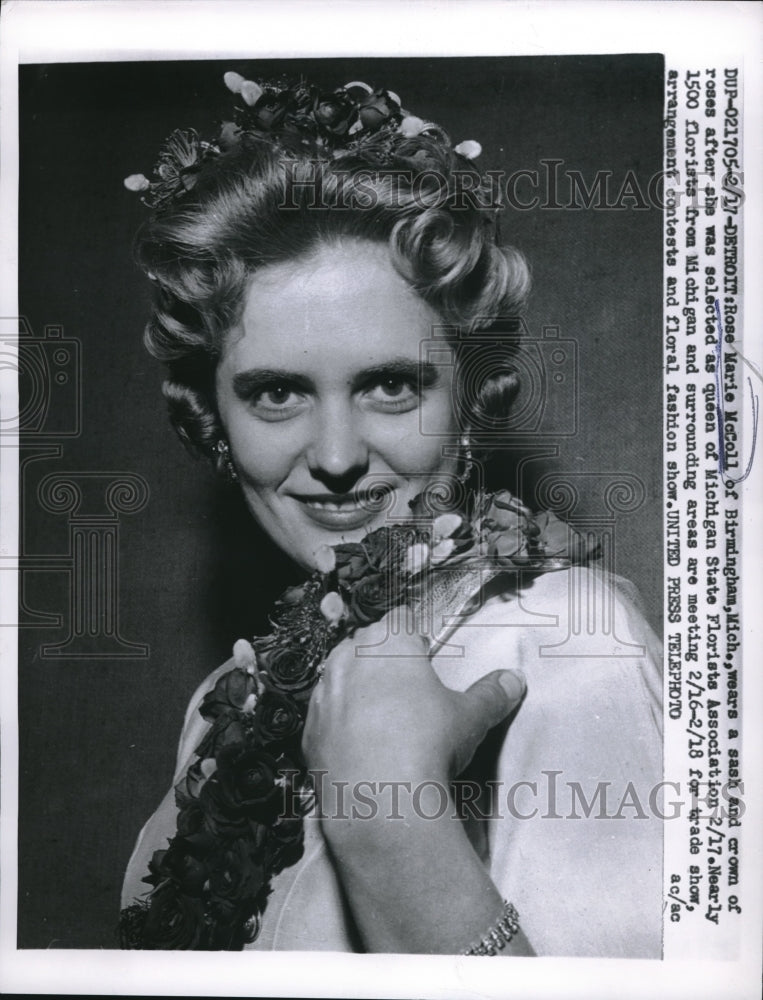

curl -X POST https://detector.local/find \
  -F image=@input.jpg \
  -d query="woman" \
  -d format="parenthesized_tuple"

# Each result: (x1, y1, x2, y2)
(120, 72, 662, 956)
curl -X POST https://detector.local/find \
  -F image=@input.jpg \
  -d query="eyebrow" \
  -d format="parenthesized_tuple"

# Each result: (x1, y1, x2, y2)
(231, 359, 441, 399)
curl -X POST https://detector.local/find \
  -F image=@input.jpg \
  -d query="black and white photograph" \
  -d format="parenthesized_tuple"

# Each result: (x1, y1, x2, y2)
(1, 2, 760, 997)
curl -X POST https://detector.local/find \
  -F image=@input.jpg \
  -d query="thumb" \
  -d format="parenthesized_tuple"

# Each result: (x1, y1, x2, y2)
(459, 669, 527, 738)
(451, 670, 526, 774)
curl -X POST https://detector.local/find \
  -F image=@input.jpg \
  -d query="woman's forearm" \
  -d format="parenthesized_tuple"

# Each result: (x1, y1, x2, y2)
(302, 616, 530, 954)
(319, 781, 533, 955)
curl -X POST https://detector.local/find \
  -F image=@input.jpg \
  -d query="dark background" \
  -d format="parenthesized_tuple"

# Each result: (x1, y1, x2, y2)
(17, 55, 663, 947)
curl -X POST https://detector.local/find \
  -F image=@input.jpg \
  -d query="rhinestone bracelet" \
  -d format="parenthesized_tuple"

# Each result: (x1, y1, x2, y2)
(463, 901, 520, 956)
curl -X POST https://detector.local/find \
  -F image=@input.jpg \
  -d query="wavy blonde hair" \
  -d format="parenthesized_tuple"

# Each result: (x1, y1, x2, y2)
(135, 133, 531, 471)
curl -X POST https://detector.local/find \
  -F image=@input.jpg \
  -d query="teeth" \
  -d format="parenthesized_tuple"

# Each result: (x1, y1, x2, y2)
(305, 500, 362, 511)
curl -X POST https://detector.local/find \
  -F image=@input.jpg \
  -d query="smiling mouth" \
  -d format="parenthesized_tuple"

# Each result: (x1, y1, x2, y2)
(292, 490, 392, 530)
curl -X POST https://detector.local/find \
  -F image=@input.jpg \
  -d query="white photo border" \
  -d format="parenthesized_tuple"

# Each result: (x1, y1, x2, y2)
(1, 2, 761, 998)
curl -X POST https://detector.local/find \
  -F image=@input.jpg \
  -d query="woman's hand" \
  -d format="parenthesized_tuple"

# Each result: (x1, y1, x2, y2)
(303, 609, 526, 788)
(300, 609, 532, 955)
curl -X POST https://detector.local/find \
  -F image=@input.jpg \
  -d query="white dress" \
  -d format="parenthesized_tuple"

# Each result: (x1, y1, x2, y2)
(122, 566, 663, 957)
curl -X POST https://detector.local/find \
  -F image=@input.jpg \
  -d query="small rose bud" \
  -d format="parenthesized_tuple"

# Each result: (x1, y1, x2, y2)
(223, 71, 245, 94)
(431, 538, 456, 564)
(404, 543, 430, 575)
(399, 115, 426, 137)
(320, 591, 347, 624)
(433, 512, 462, 540)
(314, 545, 337, 574)
(200, 757, 217, 779)
(240, 79, 264, 106)
(123, 173, 150, 192)
(454, 139, 482, 160)
(233, 638, 256, 672)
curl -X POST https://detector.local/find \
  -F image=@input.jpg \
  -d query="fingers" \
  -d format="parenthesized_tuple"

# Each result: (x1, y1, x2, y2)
(351, 606, 420, 643)
(328, 611, 427, 667)
(456, 669, 527, 748)
(495, 668, 527, 705)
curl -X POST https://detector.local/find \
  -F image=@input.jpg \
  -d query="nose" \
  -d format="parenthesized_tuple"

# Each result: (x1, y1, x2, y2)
(306, 401, 370, 492)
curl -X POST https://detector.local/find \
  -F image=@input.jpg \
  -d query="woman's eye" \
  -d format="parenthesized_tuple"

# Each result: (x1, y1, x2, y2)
(379, 378, 407, 397)
(365, 377, 419, 410)
(250, 384, 306, 419)
(264, 386, 293, 405)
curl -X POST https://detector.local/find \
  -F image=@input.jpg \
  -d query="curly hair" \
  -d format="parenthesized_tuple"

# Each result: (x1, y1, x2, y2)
(135, 131, 531, 470)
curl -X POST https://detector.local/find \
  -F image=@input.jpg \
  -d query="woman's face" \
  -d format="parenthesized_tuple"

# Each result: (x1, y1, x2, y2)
(215, 239, 462, 571)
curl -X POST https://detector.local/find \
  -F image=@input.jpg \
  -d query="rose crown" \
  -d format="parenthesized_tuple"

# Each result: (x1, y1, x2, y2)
(124, 71, 483, 211)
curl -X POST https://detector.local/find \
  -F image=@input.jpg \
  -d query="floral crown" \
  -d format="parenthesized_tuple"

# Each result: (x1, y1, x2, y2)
(124, 71, 483, 211)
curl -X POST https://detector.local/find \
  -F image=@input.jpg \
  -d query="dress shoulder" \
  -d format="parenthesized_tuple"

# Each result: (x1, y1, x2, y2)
(434, 565, 661, 699)
(432, 565, 664, 957)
